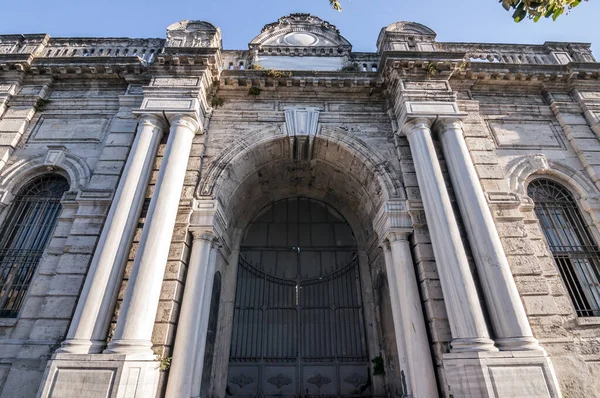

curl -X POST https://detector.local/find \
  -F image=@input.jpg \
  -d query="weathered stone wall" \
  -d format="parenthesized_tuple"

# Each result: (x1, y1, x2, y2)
(0, 74, 141, 396)
(454, 81, 600, 397)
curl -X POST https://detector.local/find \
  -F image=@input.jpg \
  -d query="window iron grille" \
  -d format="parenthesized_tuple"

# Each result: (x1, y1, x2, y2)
(528, 179, 600, 317)
(0, 175, 69, 318)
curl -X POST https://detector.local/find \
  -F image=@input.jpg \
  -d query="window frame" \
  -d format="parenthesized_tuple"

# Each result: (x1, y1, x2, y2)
(0, 173, 69, 318)
(527, 176, 600, 318)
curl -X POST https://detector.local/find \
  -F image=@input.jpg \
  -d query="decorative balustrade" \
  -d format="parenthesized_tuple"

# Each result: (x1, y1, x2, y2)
(437, 42, 595, 65)
(0, 36, 165, 65)
(0, 33, 595, 70)
(41, 38, 165, 64)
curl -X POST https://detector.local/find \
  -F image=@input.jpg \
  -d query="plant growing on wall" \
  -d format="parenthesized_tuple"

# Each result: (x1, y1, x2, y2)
(264, 69, 292, 78)
(248, 86, 262, 96)
(371, 355, 385, 376)
(328, 0, 587, 22)
(210, 96, 226, 108)
(155, 355, 172, 371)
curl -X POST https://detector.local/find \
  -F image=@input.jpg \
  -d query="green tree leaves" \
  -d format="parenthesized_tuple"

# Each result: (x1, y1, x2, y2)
(328, 0, 586, 22)
(501, 0, 586, 22)
(329, 0, 342, 11)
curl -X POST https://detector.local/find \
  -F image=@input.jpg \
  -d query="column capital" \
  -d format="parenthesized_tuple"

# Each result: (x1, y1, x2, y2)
(434, 117, 464, 135)
(167, 113, 202, 134)
(382, 228, 412, 244)
(401, 117, 434, 136)
(136, 113, 168, 132)
(189, 228, 217, 242)
(380, 240, 391, 252)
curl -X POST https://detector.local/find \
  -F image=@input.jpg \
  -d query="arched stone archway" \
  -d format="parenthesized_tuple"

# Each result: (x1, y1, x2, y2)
(185, 132, 437, 398)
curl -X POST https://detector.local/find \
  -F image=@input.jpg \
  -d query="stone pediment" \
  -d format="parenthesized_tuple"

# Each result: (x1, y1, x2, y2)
(249, 13, 352, 54)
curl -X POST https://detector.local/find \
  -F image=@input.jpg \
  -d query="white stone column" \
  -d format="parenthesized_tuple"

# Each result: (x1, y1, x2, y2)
(105, 114, 200, 356)
(437, 119, 540, 351)
(385, 230, 439, 398)
(402, 118, 496, 353)
(58, 114, 166, 354)
(166, 230, 217, 398)
(191, 244, 219, 397)
(381, 242, 410, 391)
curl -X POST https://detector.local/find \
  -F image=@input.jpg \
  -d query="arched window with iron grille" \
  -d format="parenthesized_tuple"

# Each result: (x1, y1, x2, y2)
(528, 178, 600, 317)
(0, 174, 69, 318)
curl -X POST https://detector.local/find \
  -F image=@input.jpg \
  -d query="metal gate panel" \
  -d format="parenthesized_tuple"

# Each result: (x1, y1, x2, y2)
(228, 198, 371, 397)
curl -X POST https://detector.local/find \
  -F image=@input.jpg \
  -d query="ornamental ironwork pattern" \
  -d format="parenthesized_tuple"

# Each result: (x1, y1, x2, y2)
(267, 373, 293, 389)
(229, 374, 254, 389)
(307, 373, 332, 388)
(344, 372, 368, 388)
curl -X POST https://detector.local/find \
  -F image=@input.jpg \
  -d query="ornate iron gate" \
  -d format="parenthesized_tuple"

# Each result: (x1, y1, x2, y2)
(228, 198, 371, 397)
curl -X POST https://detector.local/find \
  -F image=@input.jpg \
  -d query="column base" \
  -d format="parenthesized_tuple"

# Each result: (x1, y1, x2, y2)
(104, 339, 154, 356)
(450, 337, 498, 353)
(495, 336, 543, 351)
(36, 353, 160, 398)
(443, 350, 561, 398)
(55, 338, 106, 354)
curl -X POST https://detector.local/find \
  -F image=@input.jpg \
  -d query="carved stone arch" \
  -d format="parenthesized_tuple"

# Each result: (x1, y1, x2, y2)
(196, 125, 284, 197)
(318, 125, 403, 199)
(197, 125, 403, 202)
(0, 150, 91, 205)
(506, 154, 598, 200)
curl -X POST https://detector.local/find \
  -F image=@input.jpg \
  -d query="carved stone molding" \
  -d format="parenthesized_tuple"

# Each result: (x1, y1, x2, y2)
(373, 200, 412, 241)
(506, 154, 597, 199)
(0, 150, 91, 205)
(190, 199, 230, 255)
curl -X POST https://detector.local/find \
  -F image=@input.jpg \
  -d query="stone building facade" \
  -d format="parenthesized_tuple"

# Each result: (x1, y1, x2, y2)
(0, 12, 599, 397)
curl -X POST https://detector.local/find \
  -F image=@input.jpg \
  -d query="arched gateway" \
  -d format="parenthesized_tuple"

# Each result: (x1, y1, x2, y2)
(228, 198, 370, 396)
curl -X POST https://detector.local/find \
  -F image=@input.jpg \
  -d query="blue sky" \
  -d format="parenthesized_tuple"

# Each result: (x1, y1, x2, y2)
(1, 0, 599, 56)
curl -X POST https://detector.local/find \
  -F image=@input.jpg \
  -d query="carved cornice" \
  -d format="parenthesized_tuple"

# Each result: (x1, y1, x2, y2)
(189, 199, 230, 255)
(373, 200, 412, 242)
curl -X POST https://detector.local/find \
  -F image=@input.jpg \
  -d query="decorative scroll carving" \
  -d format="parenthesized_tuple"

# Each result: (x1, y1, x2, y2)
(306, 373, 332, 388)
(262, 13, 340, 35)
(267, 373, 293, 389)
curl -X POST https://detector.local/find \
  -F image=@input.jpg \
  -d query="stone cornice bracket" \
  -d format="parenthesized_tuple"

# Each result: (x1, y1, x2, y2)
(284, 106, 320, 161)
(397, 100, 467, 134)
(284, 106, 320, 137)
(373, 200, 413, 242)
(190, 199, 230, 256)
